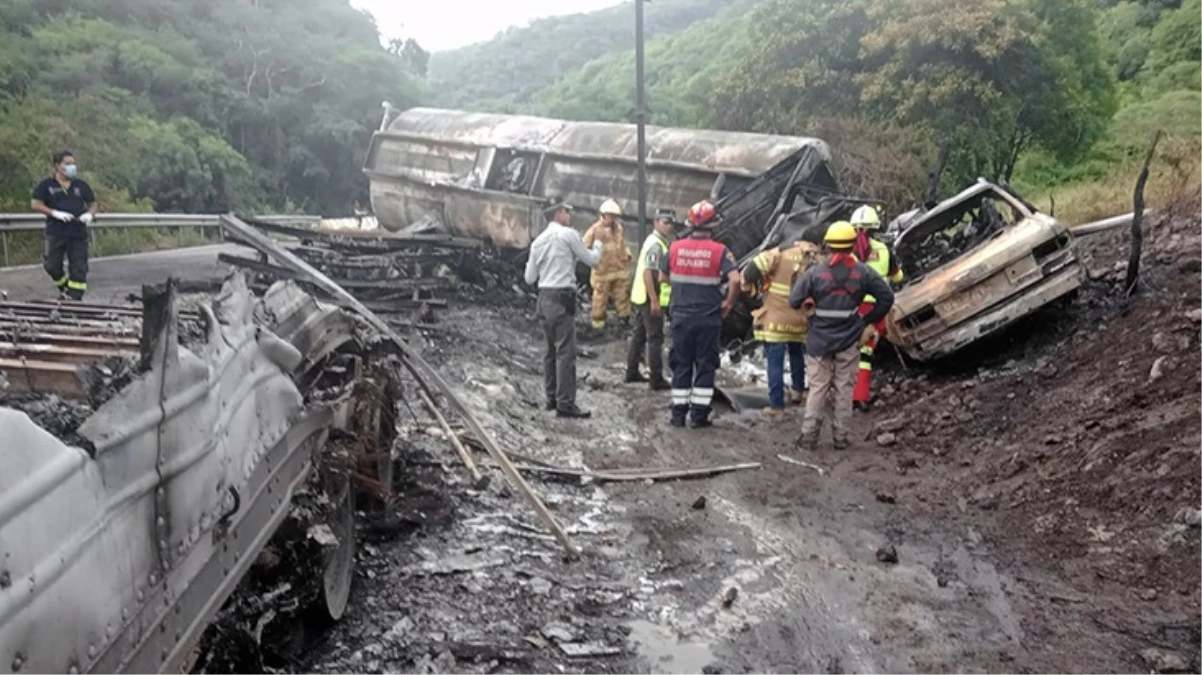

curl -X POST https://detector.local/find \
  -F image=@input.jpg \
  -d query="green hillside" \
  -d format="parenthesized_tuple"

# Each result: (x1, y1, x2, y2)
(0, 0, 424, 215)
(527, 0, 1200, 218)
(425, 0, 761, 113)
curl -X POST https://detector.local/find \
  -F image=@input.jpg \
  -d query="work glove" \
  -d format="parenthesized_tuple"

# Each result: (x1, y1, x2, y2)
(78, 212, 94, 225)
(860, 323, 878, 347)
(50, 210, 74, 222)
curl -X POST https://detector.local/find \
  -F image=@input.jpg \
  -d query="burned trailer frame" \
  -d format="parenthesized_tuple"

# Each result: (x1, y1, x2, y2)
(0, 276, 386, 674)
(363, 106, 837, 249)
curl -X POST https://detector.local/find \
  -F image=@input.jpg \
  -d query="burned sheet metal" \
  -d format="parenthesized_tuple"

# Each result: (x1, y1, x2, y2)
(885, 180, 1085, 361)
(0, 275, 363, 674)
(363, 106, 835, 248)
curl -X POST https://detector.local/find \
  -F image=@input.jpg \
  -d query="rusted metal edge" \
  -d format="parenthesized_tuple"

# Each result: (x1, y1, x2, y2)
(218, 214, 580, 558)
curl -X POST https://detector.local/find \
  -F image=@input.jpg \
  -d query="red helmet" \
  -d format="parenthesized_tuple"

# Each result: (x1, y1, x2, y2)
(688, 200, 718, 228)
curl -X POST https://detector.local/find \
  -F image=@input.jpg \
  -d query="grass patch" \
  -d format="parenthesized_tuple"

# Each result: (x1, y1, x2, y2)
(0, 226, 219, 267)
(1025, 150, 1201, 225)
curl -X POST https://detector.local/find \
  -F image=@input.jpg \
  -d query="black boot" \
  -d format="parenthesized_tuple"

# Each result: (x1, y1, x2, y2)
(649, 378, 670, 391)
(556, 404, 592, 419)
(624, 371, 648, 384)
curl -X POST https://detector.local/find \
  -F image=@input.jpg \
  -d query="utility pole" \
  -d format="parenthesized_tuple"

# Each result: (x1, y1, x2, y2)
(634, 0, 649, 245)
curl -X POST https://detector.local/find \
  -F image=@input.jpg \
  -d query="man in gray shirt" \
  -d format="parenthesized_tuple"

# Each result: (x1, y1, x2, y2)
(525, 201, 608, 418)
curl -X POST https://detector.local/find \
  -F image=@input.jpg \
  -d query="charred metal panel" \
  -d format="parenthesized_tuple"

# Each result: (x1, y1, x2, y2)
(885, 181, 1085, 361)
(0, 276, 355, 674)
(364, 107, 833, 248)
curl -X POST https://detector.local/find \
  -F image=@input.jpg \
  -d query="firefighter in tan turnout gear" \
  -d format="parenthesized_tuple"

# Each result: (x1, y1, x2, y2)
(583, 199, 633, 330)
(742, 236, 822, 417)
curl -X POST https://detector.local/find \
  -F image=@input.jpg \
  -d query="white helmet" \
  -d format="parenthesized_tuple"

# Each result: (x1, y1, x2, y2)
(599, 199, 622, 216)
(851, 205, 882, 230)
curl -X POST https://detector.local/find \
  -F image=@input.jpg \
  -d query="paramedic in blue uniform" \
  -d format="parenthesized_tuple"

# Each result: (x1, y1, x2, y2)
(659, 200, 741, 428)
(30, 150, 96, 300)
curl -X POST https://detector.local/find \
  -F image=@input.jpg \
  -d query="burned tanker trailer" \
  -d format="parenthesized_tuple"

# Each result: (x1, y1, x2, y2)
(362, 106, 844, 341)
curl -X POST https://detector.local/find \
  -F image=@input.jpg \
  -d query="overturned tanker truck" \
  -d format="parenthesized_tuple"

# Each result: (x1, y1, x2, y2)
(363, 107, 1087, 362)
(362, 106, 858, 342)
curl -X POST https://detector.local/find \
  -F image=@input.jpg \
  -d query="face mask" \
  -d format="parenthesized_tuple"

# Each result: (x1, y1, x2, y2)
(62, 164, 77, 179)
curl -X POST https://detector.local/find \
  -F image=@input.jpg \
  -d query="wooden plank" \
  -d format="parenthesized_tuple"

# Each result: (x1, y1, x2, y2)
(0, 357, 86, 399)
(0, 341, 131, 363)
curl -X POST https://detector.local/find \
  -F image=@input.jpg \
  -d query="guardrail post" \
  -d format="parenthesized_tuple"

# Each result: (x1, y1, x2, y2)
(2, 232, 8, 268)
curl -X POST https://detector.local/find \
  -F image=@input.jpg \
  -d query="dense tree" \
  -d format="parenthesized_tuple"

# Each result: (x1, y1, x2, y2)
(0, 0, 425, 215)
(426, 0, 761, 113)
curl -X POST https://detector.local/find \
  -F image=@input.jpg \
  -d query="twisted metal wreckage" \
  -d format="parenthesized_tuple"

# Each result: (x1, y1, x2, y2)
(0, 215, 575, 674)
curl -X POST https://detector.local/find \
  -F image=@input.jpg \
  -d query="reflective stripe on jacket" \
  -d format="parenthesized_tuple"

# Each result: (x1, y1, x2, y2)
(750, 242, 819, 343)
(630, 232, 671, 306)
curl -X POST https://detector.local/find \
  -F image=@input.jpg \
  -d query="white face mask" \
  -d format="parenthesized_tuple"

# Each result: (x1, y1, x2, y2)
(61, 163, 78, 179)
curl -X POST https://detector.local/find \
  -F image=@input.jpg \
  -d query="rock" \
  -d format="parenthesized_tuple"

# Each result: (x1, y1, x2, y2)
(1035, 362, 1058, 379)
(721, 586, 738, 608)
(876, 432, 898, 447)
(1150, 356, 1169, 382)
(875, 492, 897, 504)
(692, 496, 708, 510)
(875, 417, 907, 434)
(875, 545, 899, 564)
(1140, 647, 1191, 673)
(1139, 588, 1158, 601)
(1177, 258, 1202, 274)
(528, 577, 554, 596)
(702, 664, 724, 674)
(542, 622, 576, 643)
(1187, 308, 1202, 324)
(1174, 506, 1202, 528)
(936, 574, 950, 588)
(1152, 332, 1177, 354)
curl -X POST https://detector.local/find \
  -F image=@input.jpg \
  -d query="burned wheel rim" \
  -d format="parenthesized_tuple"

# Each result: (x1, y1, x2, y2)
(320, 469, 355, 621)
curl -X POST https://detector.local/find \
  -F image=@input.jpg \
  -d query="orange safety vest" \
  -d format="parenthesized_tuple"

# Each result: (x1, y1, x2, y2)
(750, 241, 821, 343)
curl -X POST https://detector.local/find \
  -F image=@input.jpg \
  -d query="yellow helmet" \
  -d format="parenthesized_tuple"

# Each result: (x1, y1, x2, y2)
(599, 199, 622, 216)
(851, 205, 881, 229)
(824, 221, 857, 248)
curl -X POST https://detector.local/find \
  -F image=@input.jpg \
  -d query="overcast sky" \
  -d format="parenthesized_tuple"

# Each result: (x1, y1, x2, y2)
(353, 0, 625, 52)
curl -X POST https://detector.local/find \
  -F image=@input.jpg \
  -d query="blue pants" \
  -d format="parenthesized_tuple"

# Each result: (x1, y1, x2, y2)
(669, 315, 721, 422)
(764, 341, 806, 409)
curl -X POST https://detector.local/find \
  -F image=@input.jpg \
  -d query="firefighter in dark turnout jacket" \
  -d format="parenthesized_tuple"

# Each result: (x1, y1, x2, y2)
(789, 221, 894, 450)
(659, 200, 741, 428)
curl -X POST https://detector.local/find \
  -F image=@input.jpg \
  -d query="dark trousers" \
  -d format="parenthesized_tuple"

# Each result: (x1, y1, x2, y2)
(625, 302, 665, 382)
(669, 314, 721, 422)
(44, 233, 89, 300)
(538, 288, 578, 409)
(764, 341, 806, 409)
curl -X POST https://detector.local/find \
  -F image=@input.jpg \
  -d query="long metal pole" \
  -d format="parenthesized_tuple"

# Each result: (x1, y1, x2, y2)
(634, 0, 649, 245)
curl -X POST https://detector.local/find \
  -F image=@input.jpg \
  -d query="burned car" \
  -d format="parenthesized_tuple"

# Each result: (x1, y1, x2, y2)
(885, 180, 1085, 361)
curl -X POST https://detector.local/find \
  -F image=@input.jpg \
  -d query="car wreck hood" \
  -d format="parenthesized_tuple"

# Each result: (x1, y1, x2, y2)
(893, 214, 1063, 315)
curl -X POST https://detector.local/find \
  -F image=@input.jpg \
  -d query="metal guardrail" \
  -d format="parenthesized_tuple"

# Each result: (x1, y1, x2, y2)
(0, 213, 320, 267)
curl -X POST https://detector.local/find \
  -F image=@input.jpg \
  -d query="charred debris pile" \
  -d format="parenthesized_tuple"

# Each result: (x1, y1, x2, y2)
(219, 217, 529, 325)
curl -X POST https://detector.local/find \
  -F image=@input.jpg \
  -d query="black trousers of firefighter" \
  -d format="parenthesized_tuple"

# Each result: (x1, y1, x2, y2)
(44, 230, 89, 300)
(669, 314, 721, 426)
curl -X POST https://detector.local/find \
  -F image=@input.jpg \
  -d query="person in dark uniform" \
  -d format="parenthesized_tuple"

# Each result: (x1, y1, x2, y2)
(31, 150, 96, 300)
(659, 200, 741, 428)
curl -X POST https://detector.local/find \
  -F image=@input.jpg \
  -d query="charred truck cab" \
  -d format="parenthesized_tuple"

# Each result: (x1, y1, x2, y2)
(886, 180, 1085, 361)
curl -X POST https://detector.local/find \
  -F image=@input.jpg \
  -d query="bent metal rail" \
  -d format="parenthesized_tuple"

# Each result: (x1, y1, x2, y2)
(0, 213, 320, 267)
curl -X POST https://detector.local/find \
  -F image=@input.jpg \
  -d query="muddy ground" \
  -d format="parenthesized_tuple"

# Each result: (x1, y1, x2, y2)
(234, 203, 1198, 674)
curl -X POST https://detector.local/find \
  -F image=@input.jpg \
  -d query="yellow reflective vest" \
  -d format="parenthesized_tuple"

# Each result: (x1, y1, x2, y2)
(861, 237, 904, 304)
(630, 231, 672, 307)
(749, 241, 821, 343)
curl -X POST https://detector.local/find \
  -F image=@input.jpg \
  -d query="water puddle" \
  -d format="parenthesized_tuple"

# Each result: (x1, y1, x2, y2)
(627, 620, 715, 674)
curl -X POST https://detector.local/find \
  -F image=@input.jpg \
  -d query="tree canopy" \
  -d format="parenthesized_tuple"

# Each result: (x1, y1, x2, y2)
(425, 0, 759, 114)
(0, 0, 424, 214)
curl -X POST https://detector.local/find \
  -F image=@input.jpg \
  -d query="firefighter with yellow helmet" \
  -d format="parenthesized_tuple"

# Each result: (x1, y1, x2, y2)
(849, 205, 904, 412)
(583, 199, 633, 330)
(788, 221, 895, 451)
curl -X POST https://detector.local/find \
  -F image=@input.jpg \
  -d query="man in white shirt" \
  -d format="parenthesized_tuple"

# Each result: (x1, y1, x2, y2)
(525, 201, 609, 418)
